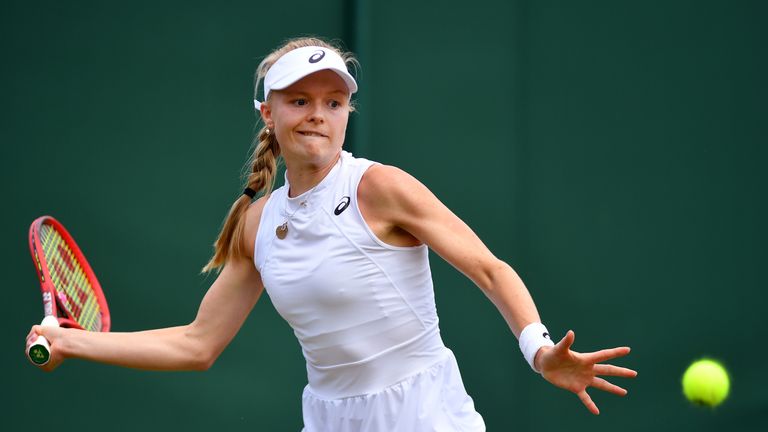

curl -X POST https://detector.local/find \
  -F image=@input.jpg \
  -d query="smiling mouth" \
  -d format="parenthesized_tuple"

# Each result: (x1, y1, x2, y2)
(297, 131, 328, 138)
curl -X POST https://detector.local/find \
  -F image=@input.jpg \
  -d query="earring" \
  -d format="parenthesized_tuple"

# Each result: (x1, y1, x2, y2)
(265, 127, 271, 135)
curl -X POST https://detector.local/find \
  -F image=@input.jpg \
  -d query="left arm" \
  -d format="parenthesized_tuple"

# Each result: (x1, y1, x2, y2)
(358, 164, 637, 415)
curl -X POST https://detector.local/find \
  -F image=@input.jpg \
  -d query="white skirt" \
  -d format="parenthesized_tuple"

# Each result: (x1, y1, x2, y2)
(300, 350, 485, 432)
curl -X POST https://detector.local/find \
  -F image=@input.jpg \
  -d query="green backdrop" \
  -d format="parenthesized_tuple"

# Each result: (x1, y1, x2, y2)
(2, 1, 765, 430)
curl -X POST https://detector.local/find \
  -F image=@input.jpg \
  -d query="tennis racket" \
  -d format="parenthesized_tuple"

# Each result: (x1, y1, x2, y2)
(27, 216, 111, 366)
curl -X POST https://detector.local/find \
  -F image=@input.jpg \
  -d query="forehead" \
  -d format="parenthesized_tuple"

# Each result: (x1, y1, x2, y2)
(279, 69, 349, 95)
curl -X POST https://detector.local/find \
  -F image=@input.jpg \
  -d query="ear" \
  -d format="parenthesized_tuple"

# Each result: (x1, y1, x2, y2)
(260, 102, 273, 128)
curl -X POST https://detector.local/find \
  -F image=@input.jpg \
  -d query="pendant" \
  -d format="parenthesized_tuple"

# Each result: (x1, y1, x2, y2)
(276, 222, 288, 239)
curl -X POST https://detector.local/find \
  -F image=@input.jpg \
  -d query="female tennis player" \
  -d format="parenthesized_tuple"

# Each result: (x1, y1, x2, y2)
(27, 37, 636, 431)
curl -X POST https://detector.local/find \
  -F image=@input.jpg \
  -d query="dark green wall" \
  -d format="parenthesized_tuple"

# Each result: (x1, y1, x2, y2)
(3, 1, 765, 431)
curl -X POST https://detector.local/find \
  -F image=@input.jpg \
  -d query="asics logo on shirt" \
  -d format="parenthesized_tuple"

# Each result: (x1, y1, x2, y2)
(334, 196, 351, 215)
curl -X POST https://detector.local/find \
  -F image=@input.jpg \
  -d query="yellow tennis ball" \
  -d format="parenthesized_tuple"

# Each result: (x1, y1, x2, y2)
(682, 358, 730, 407)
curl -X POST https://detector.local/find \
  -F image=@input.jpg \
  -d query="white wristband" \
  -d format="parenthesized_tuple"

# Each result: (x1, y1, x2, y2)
(519, 322, 555, 373)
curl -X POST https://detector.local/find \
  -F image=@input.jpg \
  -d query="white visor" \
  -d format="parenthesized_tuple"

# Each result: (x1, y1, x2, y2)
(254, 46, 357, 111)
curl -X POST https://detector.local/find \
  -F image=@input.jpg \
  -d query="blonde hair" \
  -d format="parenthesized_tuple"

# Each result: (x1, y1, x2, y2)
(202, 37, 358, 273)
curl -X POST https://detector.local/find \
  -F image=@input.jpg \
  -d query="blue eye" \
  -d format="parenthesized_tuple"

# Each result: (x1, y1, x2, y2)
(329, 100, 340, 108)
(294, 99, 307, 106)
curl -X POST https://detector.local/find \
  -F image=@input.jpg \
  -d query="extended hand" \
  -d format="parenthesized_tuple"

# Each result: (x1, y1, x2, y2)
(535, 330, 637, 415)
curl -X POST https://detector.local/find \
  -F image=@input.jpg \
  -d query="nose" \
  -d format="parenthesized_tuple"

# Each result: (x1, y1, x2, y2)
(306, 103, 325, 124)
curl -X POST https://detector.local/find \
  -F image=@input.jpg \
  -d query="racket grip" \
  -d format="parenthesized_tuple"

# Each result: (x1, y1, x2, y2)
(27, 316, 60, 366)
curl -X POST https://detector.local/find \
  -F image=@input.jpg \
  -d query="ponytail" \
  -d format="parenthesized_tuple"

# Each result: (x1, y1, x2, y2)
(201, 126, 280, 273)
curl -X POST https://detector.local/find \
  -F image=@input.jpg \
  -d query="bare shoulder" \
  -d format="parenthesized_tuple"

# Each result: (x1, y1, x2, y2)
(243, 195, 269, 260)
(359, 164, 425, 207)
(360, 163, 446, 234)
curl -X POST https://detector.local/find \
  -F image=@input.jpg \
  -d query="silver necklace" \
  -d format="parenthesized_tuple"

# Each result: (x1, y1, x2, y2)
(275, 186, 318, 239)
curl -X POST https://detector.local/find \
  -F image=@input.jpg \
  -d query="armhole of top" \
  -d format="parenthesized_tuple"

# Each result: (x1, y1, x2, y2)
(353, 163, 428, 252)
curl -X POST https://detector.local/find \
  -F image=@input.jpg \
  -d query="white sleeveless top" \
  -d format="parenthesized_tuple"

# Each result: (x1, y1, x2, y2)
(255, 151, 485, 431)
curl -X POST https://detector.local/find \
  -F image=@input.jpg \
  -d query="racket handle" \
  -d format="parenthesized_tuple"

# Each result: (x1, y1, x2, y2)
(27, 316, 60, 366)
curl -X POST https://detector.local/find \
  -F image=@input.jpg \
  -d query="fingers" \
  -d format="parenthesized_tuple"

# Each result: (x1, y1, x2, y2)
(26, 326, 41, 348)
(556, 329, 575, 352)
(26, 325, 47, 342)
(25, 325, 49, 356)
(577, 390, 600, 415)
(591, 377, 628, 396)
(583, 346, 631, 364)
(593, 364, 638, 378)
(26, 325, 41, 339)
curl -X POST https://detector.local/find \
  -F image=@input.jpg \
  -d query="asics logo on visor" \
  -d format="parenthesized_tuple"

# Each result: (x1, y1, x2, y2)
(309, 50, 326, 63)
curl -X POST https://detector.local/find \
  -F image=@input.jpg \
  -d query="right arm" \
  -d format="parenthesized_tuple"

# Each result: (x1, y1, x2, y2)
(26, 198, 268, 372)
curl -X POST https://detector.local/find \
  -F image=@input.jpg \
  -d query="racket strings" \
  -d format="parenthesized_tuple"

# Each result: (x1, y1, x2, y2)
(40, 224, 103, 331)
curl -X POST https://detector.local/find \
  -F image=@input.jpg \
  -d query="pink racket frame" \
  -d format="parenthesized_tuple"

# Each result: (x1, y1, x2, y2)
(28, 215, 111, 332)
